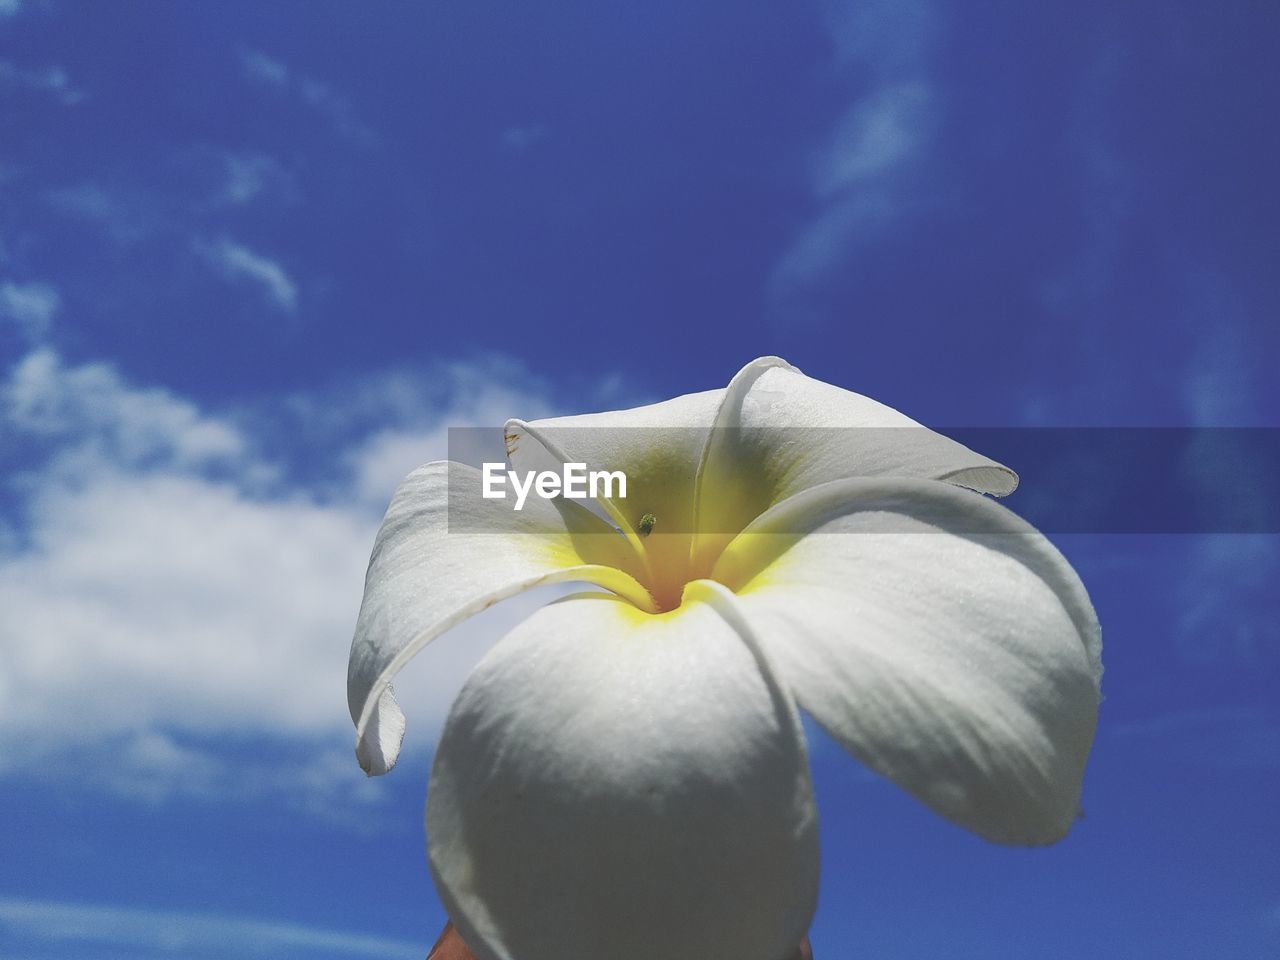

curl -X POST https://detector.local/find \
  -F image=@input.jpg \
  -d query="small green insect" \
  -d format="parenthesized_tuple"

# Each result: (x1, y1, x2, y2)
(638, 513, 657, 537)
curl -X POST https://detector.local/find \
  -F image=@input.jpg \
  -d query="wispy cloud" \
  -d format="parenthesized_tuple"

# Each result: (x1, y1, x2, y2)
(501, 123, 549, 153)
(0, 281, 59, 342)
(0, 58, 83, 105)
(816, 0, 939, 76)
(1111, 703, 1280, 769)
(217, 152, 295, 206)
(4, 347, 246, 467)
(771, 81, 931, 292)
(47, 183, 157, 244)
(1266, 901, 1280, 930)
(769, 0, 938, 305)
(0, 0, 22, 18)
(1186, 327, 1252, 426)
(240, 49, 289, 88)
(1038, 46, 1134, 318)
(1180, 271, 1267, 427)
(200, 238, 298, 312)
(21, 731, 393, 825)
(811, 82, 931, 197)
(0, 897, 423, 959)
(1175, 535, 1280, 669)
(239, 48, 376, 146)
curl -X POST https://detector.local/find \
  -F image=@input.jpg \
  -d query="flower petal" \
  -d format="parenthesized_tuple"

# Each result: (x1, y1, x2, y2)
(692, 358, 1017, 570)
(505, 387, 721, 541)
(714, 477, 1101, 845)
(348, 461, 653, 775)
(506, 388, 726, 607)
(711, 357, 1018, 496)
(426, 590, 819, 960)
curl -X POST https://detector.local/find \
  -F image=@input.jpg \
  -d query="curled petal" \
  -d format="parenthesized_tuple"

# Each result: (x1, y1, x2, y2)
(347, 461, 652, 775)
(715, 478, 1101, 845)
(427, 591, 819, 960)
(506, 388, 723, 607)
(505, 387, 722, 538)
(691, 359, 1016, 571)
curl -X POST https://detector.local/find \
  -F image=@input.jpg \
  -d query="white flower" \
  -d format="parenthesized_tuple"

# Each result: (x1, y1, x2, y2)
(347, 357, 1102, 960)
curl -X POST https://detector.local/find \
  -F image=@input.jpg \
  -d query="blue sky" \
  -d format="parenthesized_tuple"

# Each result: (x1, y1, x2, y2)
(1, 1, 1277, 957)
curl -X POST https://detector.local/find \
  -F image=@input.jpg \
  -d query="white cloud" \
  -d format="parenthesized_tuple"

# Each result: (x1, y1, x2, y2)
(0, 348, 575, 809)
(0, 0, 21, 17)
(1112, 703, 1280, 769)
(816, 0, 939, 79)
(239, 49, 289, 88)
(0, 281, 59, 342)
(345, 378, 553, 510)
(4, 348, 247, 472)
(771, 83, 932, 297)
(218, 152, 294, 206)
(1175, 535, 1280, 668)
(48, 183, 118, 219)
(502, 123, 549, 152)
(240, 49, 375, 146)
(47, 183, 156, 245)
(0, 897, 423, 959)
(0, 58, 83, 105)
(300, 78, 377, 146)
(1, 472, 373, 743)
(769, 2, 938, 303)
(202, 238, 298, 312)
(1180, 273, 1265, 427)
(1037, 46, 1133, 319)
(812, 82, 931, 198)
(1187, 330, 1250, 426)
(770, 193, 900, 295)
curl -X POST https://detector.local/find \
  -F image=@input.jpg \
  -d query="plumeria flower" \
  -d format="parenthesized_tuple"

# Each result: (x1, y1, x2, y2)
(347, 357, 1102, 960)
